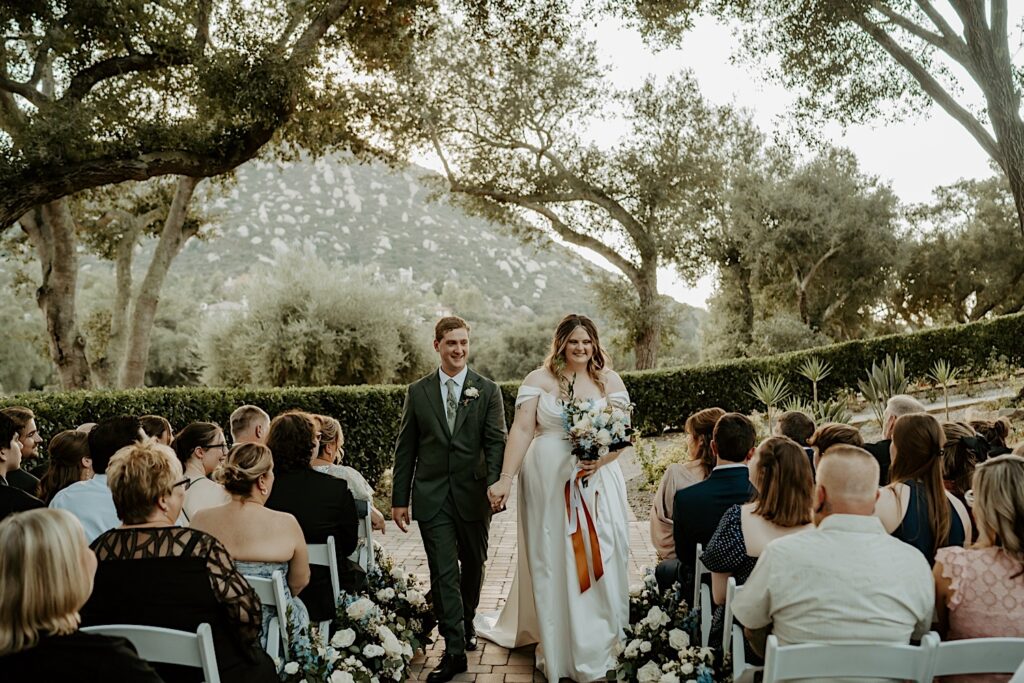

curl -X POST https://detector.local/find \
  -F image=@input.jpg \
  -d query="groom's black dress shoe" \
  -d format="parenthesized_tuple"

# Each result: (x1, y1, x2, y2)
(427, 653, 468, 683)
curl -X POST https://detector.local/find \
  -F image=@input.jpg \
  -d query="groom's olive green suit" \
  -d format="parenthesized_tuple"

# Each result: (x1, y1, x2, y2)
(391, 368, 506, 655)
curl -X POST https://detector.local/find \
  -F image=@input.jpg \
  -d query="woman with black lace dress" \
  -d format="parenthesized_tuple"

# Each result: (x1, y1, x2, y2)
(80, 440, 277, 683)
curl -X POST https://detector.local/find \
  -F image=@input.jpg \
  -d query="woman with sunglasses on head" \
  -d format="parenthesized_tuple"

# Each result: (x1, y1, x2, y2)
(172, 422, 231, 521)
(81, 440, 277, 683)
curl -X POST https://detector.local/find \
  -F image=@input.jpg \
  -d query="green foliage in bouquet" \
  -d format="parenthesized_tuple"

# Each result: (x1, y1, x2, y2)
(366, 546, 436, 652)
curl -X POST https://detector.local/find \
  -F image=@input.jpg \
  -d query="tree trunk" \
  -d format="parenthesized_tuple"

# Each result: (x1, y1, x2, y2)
(19, 201, 93, 389)
(633, 279, 662, 371)
(93, 226, 139, 387)
(119, 177, 200, 387)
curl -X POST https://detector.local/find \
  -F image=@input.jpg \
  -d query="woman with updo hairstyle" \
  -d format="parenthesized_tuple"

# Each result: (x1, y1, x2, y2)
(264, 411, 359, 623)
(36, 430, 93, 504)
(0, 509, 161, 681)
(808, 422, 864, 469)
(192, 443, 310, 649)
(934, 455, 1024, 664)
(171, 421, 230, 520)
(650, 407, 726, 559)
(140, 415, 174, 446)
(970, 417, 1011, 457)
(311, 415, 386, 534)
(876, 413, 972, 564)
(941, 422, 988, 516)
(81, 440, 277, 683)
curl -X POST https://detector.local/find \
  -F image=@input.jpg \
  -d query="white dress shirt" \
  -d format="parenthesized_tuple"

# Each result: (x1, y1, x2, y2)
(49, 474, 120, 543)
(438, 366, 469, 407)
(732, 513, 933, 671)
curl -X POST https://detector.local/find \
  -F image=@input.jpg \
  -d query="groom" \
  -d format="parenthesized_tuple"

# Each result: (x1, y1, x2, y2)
(392, 316, 507, 683)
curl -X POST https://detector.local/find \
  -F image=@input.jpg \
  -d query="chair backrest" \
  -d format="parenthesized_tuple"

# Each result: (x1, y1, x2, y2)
(693, 542, 708, 610)
(932, 637, 1024, 678)
(245, 570, 289, 660)
(694, 542, 712, 646)
(1010, 656, 1024, 683)
(82, 623, 220, 683)
(307, 536, 342, 607)
(722, 576, 739, 658)
(762, 632, 939, 683)
(347, 513, 374, 572)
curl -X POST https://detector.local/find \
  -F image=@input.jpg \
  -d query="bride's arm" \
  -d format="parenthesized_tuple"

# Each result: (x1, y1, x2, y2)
(581, 370, 633, 474)
(487, 393, 540, 509)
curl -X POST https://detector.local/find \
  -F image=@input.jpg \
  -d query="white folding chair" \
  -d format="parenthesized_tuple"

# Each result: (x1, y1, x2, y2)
(245, 570, 290, 662)
(348, 513, 375, 572)
(82, 623, 220, 683)
(308, 536, 342, 642)
(722, 577, 760, 683)
(931, 637, 1024, 680)
(761, 631, 939, 683)
(1010, 655, 1024, 683)
(693, 543, 712, 646)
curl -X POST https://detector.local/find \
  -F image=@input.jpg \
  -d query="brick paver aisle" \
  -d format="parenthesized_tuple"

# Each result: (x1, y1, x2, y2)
(379, 474, 658, 682)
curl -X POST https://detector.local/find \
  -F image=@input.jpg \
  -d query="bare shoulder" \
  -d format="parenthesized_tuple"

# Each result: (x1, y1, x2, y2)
(523, 368, 558, 391)
(602, 370, 627, 393)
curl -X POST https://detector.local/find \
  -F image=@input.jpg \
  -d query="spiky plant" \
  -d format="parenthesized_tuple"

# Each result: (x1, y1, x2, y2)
(928, 359, 961, 421)
(797, 357, 833, 404)
(857, 354, 909, 428)
(749, 373, 792, 430)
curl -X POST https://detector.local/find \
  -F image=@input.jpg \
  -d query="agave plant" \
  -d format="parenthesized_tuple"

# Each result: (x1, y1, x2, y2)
(797, 357, 833, 403)
(749, 373, 792, 429)
(781, 396, 851, 424)
(928, 359, 961, 421)
(857, 354, 909, 428)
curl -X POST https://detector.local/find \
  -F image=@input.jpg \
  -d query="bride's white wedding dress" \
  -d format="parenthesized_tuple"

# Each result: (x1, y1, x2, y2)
(475, 386, 631, 682)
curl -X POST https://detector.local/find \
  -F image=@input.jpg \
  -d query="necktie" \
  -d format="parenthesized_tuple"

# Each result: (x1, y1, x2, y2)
(445, 378, 458, 433)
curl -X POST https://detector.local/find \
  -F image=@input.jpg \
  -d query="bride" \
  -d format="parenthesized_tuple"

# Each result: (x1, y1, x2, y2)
(477, 314, 631, 682)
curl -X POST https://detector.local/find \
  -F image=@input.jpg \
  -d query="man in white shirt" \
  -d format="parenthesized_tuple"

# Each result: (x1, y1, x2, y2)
(50, 416, 144, 542)
(733, 445, 933, 658)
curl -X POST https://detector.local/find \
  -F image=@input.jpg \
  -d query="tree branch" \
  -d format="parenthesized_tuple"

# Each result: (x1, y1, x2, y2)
(990, 0, 1009, 63)
(0, 74, 47, 107)
(62, 48, 191, 102)
(913, 0, 964, 42)
(870, 2, 961, 58)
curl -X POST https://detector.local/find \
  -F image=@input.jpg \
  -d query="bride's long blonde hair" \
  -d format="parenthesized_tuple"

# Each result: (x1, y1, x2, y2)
(543, 314, 611, 394)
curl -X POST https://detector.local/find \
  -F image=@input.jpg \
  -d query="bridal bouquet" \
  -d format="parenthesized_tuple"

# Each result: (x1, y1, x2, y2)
(560, 375, 635, 463)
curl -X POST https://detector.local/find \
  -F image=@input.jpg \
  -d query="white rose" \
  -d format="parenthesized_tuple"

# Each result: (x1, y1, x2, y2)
(680, 662, 694, 675)
(363, 643, 386, 658)
(660, 673, 680, 683)
(596, 428, 612, 445)
(639, 641, 652, 653)
(668, 628, 689, 651)
(575, 416, 592, 431)
(376, 588, 396, 602)
(330, 672, 355, 683)
(465, 387, 479, 398)
(346, 597, 376, 620)
(611, 408, 626, 422)
(331, 628, 356, 649)
(391, 566, 406, 579)
(405, 589, 425, 606)
(628, 583, 644, 597)
(284, 662, 300, 675)
(643, 605, 670, 628)
(638, 661, 663, 683)
(624, 639, 641, 658)
(377, 625, 404, 658)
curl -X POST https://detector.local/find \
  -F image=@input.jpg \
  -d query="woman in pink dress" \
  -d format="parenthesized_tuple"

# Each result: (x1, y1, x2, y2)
(934, 454, 1024, 682)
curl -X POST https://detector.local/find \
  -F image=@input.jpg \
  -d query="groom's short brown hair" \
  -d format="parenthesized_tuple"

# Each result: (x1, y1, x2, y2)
(434, 316, 470, 342)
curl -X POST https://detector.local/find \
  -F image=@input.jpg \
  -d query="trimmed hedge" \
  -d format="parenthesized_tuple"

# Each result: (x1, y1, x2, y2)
(5, 312, 1024, 485)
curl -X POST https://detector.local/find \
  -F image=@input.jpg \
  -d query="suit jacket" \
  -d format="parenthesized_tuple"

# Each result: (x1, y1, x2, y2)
(392, 368, 507, 523)
(265, 469, 359, 622)
(7, 467, 39, 495)
(673, 465, 756, 576)
(864, 440, 891, 485)
(0, 481, 45, 522)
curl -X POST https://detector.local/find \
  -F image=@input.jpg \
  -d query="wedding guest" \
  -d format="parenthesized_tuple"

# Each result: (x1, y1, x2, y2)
(140, 415, 174, 446)
(657, 413, 757, 593)
(808, 422, 863, 469)
(650, 407, 725, 560)
(265, 411, 359, 622)
(0, 412, 44, 521)
(312, 414, 386, 533)
(733, 446, 933, 656)
(703, 436, 814, 638)
(230, 405, 270, 446)
(863, 394, 925, 484)
(1, 406, 43, 494)
(876, 413, 972, 564)
(172, 422, 230, 522)
(50, 415, 142, 542)
(77, 422, 98, 434)
(970, 418, 1012, 457)
(774, 411, 816, 470)
(191, 443, 310, 648)
(941, 422, 987, 511)
(934, 454, 1024, 678)
(37, 430, 93, 504)
(0, 509, 163, 682)
(81, 440, 276, 683)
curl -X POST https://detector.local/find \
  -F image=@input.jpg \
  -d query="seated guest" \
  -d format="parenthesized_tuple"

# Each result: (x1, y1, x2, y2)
(191, 443, 310, 648)
(934, 454, 1024, 674)
(37, 430, 93, 504)
(703, 436, 813, 644)
(656, 412, 757, 593)
(774, 410, 816, 470)
(733, 446, 933, 656)
(807, 422, 863, 469)
(172, 422, 230, 521)
(970, 418, 1012, 457)
(265, 411, 359, 622)
(1, 406, 44, 494)
(876, 413, 972, 564)
(863, 394, 925, 484)
(0, 412, 45, 521)
(51, 416, 142, 543)
(230, 405, 270, 446)
(941, 422, 987, 514)
(0, 509, 162, 682)
(81, 440, 276, 683)
(140, 415, 174, 446)
(650, 407, 725, 560)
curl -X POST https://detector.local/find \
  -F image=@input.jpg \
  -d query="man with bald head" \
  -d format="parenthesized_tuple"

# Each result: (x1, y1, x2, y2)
(863, 394, 926, 484)
(732, 446, 933, 662)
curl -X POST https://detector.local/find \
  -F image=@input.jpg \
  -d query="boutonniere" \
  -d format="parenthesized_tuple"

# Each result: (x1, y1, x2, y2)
(462, 385, 480, 406)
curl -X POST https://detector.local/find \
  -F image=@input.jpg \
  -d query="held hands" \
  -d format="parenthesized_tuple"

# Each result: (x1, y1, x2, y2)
(391, 506, 411, 533)
(488, 477, 512, 512)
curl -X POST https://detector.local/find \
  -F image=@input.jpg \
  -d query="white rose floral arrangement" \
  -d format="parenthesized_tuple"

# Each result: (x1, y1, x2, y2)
(364, 550, 435, 652)
(560, 374, 635, 466)
(277, 624, 377, 683)
(612, 568, 719, 683)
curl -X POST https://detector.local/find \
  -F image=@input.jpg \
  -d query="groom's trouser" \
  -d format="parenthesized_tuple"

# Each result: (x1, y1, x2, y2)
(419, 494, 490, 656)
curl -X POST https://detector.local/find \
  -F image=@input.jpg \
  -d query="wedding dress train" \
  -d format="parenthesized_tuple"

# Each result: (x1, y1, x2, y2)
(475, 386, 630, 682)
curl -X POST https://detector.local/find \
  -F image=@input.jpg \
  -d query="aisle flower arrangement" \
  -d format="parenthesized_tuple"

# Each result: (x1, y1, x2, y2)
(367, 544, 436, 651)
(612, 568, 719, 683)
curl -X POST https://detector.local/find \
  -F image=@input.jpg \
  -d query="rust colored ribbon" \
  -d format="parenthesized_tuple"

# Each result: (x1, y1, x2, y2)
(564, 468, 604, 593)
